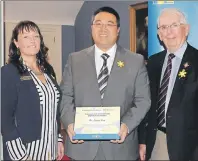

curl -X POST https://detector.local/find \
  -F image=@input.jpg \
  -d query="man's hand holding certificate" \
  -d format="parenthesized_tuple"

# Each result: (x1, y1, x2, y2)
(110, 123, 129, 144)
(72, 106, 121, 141)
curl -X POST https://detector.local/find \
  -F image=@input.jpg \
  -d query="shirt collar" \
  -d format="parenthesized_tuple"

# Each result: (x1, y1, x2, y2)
(167, 41, 187, 59)
(94, 43, 117, 60)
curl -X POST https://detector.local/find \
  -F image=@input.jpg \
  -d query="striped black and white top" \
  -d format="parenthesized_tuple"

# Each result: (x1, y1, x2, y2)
(6, 69, 63, 160)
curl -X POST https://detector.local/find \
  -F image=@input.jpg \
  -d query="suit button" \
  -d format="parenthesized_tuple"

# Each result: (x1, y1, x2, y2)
(154, 128, 157, 131)
(167, 115, 172, 118)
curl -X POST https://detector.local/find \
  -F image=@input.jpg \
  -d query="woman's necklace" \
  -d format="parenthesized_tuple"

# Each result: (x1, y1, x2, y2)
(23, 60, 44, 75)
(31, 69, 43, 75)
(27, 66, 43, 75)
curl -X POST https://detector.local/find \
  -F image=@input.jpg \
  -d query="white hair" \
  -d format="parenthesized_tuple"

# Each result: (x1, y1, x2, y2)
(157, 8, 188, 27)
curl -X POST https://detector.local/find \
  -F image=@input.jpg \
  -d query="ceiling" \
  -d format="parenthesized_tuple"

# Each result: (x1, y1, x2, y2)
(4, 1, 84, 25)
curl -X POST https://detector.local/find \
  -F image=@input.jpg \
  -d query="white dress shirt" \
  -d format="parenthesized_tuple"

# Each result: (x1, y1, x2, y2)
(95, 44, 117, 77)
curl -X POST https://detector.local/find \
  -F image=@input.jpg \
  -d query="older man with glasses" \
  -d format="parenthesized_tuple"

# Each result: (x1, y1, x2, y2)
(139, 8, 198, 161)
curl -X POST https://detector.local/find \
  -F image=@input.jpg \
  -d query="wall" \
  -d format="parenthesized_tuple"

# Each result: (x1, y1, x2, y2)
(0, 2, 4, 160)
(0, 2, 3, 65)
(62, 25, 75, 70)
(4, 1, 84, 25)
(74, 1, 144, 52)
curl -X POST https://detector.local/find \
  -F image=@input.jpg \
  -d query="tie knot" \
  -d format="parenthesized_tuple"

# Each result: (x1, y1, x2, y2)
(101, 53, 109, 61)
(168, 53, 175, 60)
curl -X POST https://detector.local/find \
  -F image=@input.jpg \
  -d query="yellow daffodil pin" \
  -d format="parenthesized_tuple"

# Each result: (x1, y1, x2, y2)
(117, 61, 124, 68)
(178, 69, 187, 78)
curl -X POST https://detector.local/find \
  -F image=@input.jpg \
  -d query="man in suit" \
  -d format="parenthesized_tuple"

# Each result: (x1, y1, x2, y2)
(139, 8, 198, 160)
(60, 6, 150, 160)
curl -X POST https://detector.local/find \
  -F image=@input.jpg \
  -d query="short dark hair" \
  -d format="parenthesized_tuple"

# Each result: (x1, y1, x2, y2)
(8, 20, 55, 78)
(92, 6, 120, 27)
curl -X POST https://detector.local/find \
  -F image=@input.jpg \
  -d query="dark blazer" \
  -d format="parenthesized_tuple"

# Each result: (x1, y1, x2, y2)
(1, 63, 62, 160)
(139, 44, 198, 160)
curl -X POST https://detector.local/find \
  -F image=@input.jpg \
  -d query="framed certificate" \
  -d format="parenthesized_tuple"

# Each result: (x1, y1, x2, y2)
(73, 106, 120, 140)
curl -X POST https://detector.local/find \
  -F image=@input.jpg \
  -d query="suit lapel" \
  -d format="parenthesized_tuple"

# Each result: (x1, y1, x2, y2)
(20, 71, 41, 114)
(102, 45, 127, 104)
(168, 44, 194, 110)
(85, 46, 102, 105)
(155, 51, 166, 94)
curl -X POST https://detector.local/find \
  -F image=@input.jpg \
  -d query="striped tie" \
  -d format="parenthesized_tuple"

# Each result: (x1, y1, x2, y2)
(157, 53, 175, 127)
(98, 53, 110, 99)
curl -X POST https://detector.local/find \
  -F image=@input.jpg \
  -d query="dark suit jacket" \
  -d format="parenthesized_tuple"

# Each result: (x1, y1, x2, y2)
(1, 63, 62, 160)
(139, 44, 198, 160)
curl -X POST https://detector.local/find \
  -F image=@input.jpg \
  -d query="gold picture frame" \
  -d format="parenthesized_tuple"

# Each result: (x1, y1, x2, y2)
(130, 2, 148, 59)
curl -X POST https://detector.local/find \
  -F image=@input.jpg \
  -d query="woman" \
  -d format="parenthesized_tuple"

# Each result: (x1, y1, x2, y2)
(1, 20, 64, 160)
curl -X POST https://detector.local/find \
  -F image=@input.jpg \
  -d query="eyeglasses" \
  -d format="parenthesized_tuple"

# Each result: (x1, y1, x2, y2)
(92, 22, 117, 28)
(158, 22, 183, 32)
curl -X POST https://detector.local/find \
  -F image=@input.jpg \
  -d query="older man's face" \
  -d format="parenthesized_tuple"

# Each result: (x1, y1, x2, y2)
(158, 12, 189, 52)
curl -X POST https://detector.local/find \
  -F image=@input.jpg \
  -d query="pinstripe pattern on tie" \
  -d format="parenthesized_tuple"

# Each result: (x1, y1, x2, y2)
(98, 53, 110, 99)
(157, 53, 175, 127)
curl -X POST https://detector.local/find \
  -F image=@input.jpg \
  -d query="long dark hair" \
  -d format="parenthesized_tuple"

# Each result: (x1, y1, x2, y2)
(8, 20, 55, 78)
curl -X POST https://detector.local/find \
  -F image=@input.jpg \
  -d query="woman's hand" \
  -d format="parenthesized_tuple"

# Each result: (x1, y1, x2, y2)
(139, 144, 146, 161)
(57, 142, 64, 160)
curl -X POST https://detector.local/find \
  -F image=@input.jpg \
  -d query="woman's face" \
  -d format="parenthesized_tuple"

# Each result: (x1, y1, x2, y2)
(14, 29, 41, 57)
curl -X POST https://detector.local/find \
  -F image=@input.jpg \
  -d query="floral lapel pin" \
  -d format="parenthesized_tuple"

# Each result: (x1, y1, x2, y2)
(184, 62, 189, 68)
(178, 62, 190, 79)
(178, 69, 187, 78)
(117, 60, 124, 68)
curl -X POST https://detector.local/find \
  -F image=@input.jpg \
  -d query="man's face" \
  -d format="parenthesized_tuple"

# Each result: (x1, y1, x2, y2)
(91, 12, 120, 51)
(158, 12, 189, 52)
